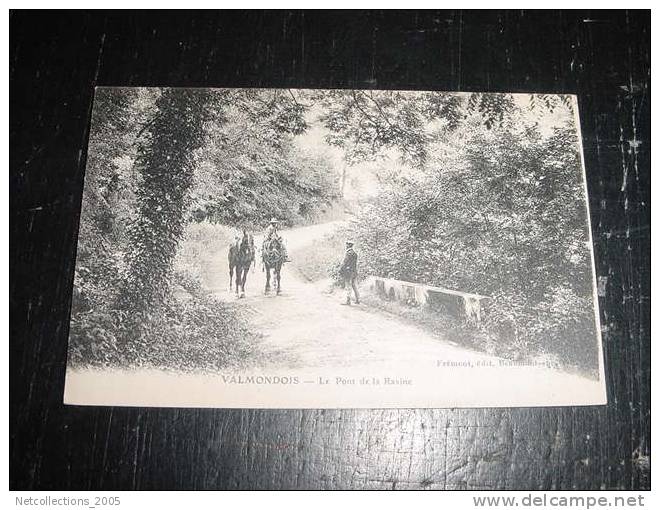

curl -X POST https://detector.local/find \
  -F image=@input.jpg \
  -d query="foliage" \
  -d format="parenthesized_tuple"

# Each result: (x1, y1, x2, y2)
(317, 90, 573, 168)
(191, 121, 339, 227)
(173, 221, 252, 299)
(319, 89, 431, 167)
(68, 282, 259, 372)
(118, 88, 213, 316)
(342, 104, 598, 370)
(71, 87, 333, 369)
(72, 88, 142, 315)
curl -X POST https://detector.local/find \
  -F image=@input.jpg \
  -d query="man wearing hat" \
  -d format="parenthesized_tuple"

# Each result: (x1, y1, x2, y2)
(339, 240, 360, 305)
(265, 217, 289, 262)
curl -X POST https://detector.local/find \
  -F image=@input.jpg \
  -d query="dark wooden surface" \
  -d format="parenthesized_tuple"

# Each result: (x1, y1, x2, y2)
(10, 10, 650, 490)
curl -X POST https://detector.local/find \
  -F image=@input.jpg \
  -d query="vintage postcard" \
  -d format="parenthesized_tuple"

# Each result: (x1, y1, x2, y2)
(64, 87, 606, 408)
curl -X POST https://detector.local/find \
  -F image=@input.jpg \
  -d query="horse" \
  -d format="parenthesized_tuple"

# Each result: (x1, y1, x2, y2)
(228, 230, 255, 298)
(262, 236, 284, 295)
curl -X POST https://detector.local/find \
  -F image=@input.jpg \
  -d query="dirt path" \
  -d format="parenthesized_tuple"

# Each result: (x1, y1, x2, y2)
(202, 222, 514, 371)
(65, 220, 606, 408)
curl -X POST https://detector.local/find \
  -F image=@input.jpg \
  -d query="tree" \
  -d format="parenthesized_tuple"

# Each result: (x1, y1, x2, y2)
(73, 87, 140, 312)
(118, 88, 213, 314)
(189, 89, 338, 227)
(318, 90, 573, 168)
(342, 100, 597, 369)
(318, 89, 431, 167)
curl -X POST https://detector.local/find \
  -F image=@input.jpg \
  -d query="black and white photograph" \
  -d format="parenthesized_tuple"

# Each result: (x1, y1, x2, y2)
(63, 87, 606, 408)
(12, 8, 651, 493)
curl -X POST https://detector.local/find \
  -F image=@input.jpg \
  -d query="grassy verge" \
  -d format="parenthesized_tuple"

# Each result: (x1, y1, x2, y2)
(290, 228, 346, 283)
(175, 221, 237, 289)
(68, 280, 262, 373)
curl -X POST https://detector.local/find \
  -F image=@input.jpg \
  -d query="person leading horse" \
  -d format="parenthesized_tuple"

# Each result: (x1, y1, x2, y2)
(262, 218, 289, 295)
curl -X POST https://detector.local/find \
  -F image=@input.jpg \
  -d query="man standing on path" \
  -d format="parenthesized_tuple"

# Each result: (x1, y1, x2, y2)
(340, 240, 360, 305)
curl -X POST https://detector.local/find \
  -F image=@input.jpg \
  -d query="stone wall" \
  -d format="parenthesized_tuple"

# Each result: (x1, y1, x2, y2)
(370, 276, 490, 324)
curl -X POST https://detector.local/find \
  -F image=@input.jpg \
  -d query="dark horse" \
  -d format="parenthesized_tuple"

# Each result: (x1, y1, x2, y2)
(228, 230, 255, 298)
(262, 236, 284, 295)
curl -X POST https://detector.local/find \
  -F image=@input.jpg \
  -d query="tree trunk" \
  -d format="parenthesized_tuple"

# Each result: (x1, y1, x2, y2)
(118, 89, 210, 316)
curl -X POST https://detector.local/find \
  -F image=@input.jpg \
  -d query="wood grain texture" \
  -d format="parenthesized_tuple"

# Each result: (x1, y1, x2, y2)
(10, 10, 650, 490)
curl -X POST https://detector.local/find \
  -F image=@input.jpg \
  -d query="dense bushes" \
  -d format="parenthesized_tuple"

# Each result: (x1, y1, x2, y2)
(189, 90, 339, 228)
(341, 113, 599, 372)
(68, 280, 259, 372)
(191, 141, 340, 228)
